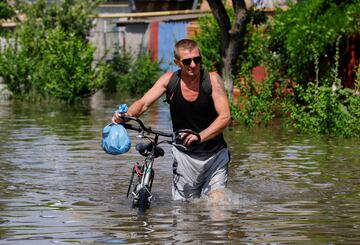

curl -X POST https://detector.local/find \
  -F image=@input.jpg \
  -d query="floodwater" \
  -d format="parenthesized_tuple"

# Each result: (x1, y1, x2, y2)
(0, 91, 360, 244)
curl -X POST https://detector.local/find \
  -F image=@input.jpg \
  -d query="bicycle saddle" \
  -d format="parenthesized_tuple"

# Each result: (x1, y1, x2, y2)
(135, 143, 164, 158)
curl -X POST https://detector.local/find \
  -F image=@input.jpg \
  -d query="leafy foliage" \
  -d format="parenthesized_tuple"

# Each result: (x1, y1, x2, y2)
(196, 1, 360, 136)
(0, 1, 15, 20)
(267, 0, 360, 84)
(194, 13, 222, 72)
(0, 0, 16, 36)
(104, 48, 161, 95)
(103, 46, 132, 92)
(195, 8, 263, 73)
(283, 38, 360, 137)
(195, 8, 277, 126)
(17, 0, 98, 39)
(271, 0, 360, 136)
(232, 24, 281, 126)
(0, 0, 107, 103)
(231, 76, 276, 126)
(283, 82, 360, 136)
(36, 27, 106, 101)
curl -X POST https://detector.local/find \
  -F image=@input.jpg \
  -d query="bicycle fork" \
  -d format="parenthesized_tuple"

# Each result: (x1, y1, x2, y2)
(130, 158, 154, 207)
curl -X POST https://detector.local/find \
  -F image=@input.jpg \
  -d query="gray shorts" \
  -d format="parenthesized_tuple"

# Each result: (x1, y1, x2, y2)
(172, 147, 230, 201)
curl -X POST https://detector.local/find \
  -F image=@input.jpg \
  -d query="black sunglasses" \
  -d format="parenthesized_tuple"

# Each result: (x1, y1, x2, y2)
(181, 56, 202, 66)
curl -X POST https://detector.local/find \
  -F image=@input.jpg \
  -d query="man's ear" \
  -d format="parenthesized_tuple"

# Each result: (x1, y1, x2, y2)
(174, 59, 181, 67)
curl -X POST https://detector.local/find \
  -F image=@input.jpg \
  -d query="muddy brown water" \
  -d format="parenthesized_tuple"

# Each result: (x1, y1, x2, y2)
(0, 92, 360, 244)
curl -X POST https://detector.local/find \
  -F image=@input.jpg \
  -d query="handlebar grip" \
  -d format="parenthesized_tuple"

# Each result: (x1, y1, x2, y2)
(174, 129, 201, 143)
(120, 116, 148, 132)
(120, 116, 173, 137)
(122, 123, 141, 132)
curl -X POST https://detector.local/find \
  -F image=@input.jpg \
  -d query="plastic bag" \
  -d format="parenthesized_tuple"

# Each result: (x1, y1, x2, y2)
(118, 104, 128, 113)
(101, 104, 131, 155)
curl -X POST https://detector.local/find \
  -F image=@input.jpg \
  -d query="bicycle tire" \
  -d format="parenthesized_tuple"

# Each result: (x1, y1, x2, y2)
(138, 187, 150, 214)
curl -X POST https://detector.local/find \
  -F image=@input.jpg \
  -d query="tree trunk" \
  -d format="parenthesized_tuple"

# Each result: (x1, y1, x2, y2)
(207, 0, 248, 100)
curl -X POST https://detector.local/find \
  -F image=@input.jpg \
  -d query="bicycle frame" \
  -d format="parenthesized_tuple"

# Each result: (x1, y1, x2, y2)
(130, 136, 158, 206)
(121, 116, 200, 214)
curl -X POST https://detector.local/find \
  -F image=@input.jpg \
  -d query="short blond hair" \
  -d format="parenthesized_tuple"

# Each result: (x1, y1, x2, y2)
(174, 39, 200, 60)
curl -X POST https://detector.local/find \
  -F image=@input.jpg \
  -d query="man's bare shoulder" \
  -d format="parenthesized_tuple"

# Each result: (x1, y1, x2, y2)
(163, 71, 174, 78)
(156, 71, 174, 87)
(208, 71, 227, 96)
(208, 71, 222, 80)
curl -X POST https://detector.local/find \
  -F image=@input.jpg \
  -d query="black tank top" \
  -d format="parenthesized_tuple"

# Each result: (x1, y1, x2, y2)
(168, 70, 227, 159)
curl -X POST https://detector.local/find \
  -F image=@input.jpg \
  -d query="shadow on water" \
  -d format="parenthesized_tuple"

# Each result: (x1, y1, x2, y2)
(0, 91, 360, 244)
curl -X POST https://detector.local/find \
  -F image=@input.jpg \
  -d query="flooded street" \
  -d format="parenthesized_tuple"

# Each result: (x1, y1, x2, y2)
(1, 91, 360, 244)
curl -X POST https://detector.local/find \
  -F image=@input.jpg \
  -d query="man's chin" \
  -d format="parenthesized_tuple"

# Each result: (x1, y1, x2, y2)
(186, 69, 200, 77)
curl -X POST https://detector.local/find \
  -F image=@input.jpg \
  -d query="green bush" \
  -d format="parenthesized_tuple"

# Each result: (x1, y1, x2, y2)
(230, 17, 282, 126)
(283, 82, 360, 136)
(104, 48, 161, 95)
(35, 27, 106, 102)
(231, 74, 277, 126)
(0, 0, 106, 103)
(0, 36, 36, 97)
(283, 39, 360, 137)
(127, 51, 161, 95)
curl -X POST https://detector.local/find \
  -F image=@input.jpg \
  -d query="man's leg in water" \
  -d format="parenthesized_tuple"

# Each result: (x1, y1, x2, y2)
(202, 148, 230, 202)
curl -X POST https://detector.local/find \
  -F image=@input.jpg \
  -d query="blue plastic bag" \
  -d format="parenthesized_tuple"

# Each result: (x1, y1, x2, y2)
(118, 104, 128, 113)
(101, 104, 131, 155)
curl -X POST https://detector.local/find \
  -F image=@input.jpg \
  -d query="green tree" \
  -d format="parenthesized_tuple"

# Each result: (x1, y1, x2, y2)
(199, 1, 269, 99)
(205, 0, 255, 99)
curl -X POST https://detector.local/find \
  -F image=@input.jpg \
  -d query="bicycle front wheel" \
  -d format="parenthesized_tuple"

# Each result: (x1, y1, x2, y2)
(138, 187, 150, 214)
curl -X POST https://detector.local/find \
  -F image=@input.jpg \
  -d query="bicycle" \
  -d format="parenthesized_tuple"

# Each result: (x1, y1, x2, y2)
(121, 116, 200, 214)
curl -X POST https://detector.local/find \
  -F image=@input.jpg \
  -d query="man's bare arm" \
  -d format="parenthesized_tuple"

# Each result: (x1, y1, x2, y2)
(112, 72, 172, 123)
(198, 72, 231, 142)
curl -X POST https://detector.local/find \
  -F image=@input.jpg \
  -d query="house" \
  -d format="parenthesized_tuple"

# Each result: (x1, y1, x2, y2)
(91, 0, 206, 71)
(91, 0, 293, 71)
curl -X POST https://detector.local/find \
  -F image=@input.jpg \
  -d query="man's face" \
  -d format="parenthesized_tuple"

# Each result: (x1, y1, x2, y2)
(175, 48, 201, 77)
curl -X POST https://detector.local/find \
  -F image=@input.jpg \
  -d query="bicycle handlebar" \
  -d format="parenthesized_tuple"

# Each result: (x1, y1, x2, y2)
(121, 116, 173, 137)
(121, 116, 201, 143)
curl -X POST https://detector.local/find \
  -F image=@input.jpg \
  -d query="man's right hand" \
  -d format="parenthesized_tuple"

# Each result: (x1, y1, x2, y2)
(112, 104, 129, 124)
(112, 111, 127, 124)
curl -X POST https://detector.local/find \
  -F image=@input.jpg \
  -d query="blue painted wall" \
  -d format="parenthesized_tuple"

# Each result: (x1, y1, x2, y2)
(158, 22, 188, 72)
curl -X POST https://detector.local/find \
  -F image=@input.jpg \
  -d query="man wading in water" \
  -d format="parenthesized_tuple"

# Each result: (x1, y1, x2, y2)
(112, 39, 231, 201)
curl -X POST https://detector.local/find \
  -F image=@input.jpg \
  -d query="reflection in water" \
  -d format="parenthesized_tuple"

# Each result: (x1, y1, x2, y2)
(0, 92, 360, 244)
